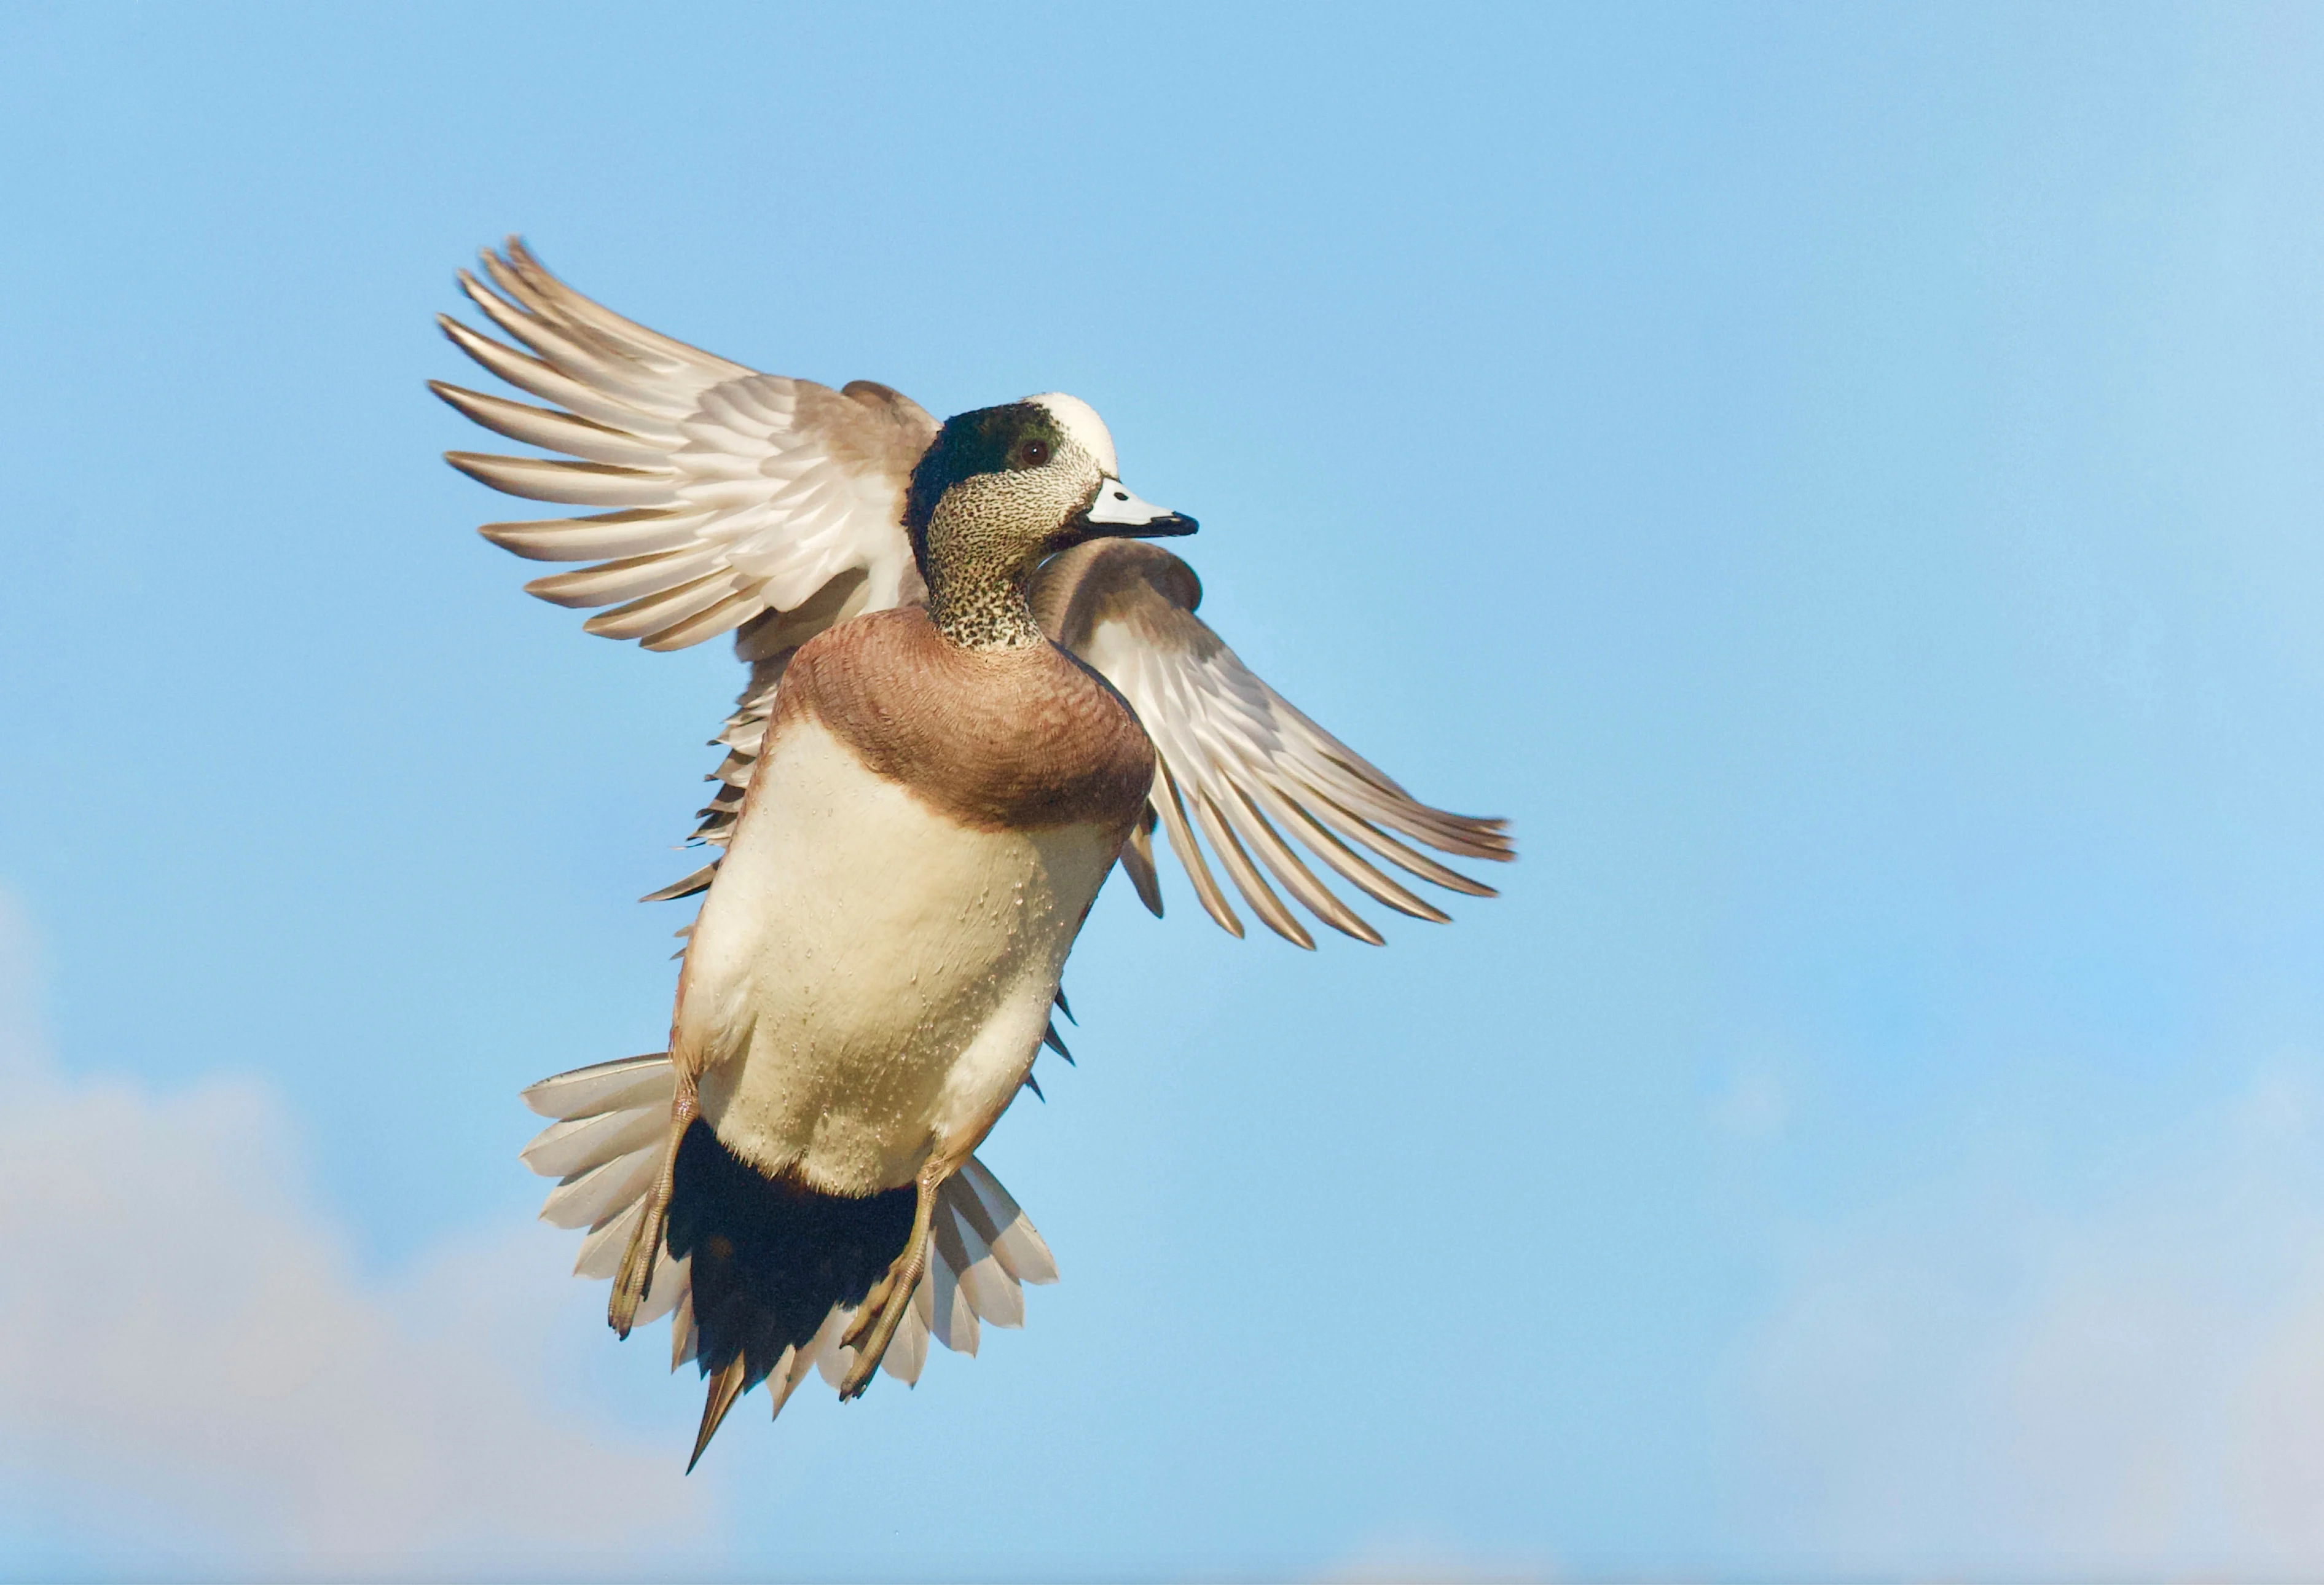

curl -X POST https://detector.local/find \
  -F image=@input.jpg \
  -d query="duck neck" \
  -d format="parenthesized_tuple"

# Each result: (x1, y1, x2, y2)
(925, 552, 1045, 652)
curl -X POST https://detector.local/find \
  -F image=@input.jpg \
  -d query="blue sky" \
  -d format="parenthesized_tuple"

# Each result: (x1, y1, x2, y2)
(4, 2, 2323, 1578)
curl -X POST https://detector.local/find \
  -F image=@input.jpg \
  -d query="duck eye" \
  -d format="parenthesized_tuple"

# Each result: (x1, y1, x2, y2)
(1016, 439, 1051, 468)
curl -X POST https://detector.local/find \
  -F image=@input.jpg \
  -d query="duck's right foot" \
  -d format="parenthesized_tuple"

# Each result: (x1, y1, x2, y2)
(609, 1089, 698, 1337)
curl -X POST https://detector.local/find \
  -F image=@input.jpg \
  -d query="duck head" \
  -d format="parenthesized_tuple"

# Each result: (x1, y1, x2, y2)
(905, 393, 1196, 650)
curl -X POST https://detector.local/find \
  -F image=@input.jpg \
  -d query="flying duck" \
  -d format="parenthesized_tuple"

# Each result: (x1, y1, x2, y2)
(436, 241, 1513, 1467)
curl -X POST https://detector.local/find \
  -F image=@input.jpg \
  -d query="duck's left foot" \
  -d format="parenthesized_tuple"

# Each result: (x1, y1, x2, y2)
(836, 1165, 943, 1399)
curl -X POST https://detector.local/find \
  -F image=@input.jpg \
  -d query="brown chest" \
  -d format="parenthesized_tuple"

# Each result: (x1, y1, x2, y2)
(772, 607, 1156, 834)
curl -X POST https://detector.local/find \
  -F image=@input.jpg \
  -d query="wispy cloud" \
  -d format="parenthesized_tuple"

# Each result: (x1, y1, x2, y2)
(1735, 1055, 2324, 1571)
(0, 896, 707, 1576)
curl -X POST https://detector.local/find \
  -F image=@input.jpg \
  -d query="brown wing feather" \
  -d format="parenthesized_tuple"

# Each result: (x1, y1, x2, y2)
(1032, 539, 1512, 947)
(436, 240, 940, 895)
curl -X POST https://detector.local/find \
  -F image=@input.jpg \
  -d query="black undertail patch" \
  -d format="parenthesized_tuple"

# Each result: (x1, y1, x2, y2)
(665, 1120, 916, 1396)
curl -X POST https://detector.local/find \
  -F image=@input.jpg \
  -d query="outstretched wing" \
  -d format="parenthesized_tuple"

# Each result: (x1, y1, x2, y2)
(434, 240, 938, 893)
(1032, 540, 1513, 948)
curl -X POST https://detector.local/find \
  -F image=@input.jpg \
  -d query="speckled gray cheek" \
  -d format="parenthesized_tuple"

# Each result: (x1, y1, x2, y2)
(922, 445, 1103, 652)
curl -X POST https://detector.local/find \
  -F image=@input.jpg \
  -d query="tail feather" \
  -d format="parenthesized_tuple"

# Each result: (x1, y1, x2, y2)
(688, 1353, 749, 1474)
(767, 1337, 817, 1414)
(925, 1234, 980, 1356)
(934, 1197, 1020, 1330)
(517, 1051, 1058, 1462)
(520, 1106, 664, 1179)
(520, 1052, 673, 1121)
(539, 1141, 658, 1230)
(571, 1194, 644, 1280)
(954, 1156, 1058, 1283)
(809, 1305, 857, 1390)
(670, 1288, 698, 1371)
(632, 1245, 688, 1328)
(883, 1291, 929, 1384)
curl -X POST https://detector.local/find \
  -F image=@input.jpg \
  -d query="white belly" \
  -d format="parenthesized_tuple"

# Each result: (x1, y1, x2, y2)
(673, 716, 1122, 1196)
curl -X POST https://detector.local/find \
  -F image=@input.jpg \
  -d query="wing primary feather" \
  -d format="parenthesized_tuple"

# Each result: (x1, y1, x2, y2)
(475, 245, 563, 321)
(1218, 783, 1384, 945)
(1191, 788, 1314, 949)
(524, 545, 726, 608)
(1264, 697, 1429, 801)
(479, 248, 641, 366)
(1244, 779, 1453, 923)
(445, 452, 678, 508)
(1295, 756, 1515, 856)
(479, 509, 705, 563)
(1032, 541, 1510, 942)
(1041, 1021, 1074, 1065)
(428, 381, 672, 467)
(457, 272, 688, 414)
(641, 587, 763, 652)
(581, 568, 745, 641)
(501, 238, 755, 379)
(435, 314, 657, 431)
(1151, 761, 1242, 937)
(1052, 987, 1075, 1025)
(1298, 785, 1505, 898)
(1120, 814, 1166, 917)
(1266, 690, 1517, 843)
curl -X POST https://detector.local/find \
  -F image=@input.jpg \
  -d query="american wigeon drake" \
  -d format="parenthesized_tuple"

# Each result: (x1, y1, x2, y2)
(436, 241, 1512, 1466)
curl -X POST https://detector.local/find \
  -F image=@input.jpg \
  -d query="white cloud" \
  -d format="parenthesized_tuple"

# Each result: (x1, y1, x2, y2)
(1736, 1056, 2324, 1571)
(0, 896, 708, 1575)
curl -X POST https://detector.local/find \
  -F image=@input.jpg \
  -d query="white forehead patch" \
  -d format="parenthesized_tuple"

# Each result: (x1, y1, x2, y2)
(1026, 392, 1120, 477)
